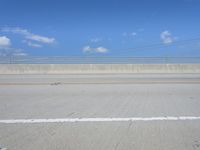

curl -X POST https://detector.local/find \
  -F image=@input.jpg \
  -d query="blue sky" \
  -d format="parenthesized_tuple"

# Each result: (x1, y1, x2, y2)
(0, 0, 200, 57)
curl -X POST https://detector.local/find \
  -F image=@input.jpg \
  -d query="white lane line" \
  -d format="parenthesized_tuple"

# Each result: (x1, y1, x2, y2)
(0, 116, 200, 124)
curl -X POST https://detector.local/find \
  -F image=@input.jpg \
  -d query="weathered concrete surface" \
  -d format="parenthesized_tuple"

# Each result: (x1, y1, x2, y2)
(0, 74, 200, 150)
(1, 77, 200, 119)
(0, 74, 200, 84)
(1, 122, 200, 150)
(0, 64, 200, 74)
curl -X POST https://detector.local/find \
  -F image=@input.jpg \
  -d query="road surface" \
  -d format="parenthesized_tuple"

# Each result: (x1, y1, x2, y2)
(0, 74, 200, 150)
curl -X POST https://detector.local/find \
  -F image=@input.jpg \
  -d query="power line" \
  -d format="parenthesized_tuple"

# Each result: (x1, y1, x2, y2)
(114, 37, 200, 52)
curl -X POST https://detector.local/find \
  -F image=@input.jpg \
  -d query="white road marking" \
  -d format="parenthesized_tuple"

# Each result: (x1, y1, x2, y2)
(0, 116, 200, 124)
(0, 146, 7, 150)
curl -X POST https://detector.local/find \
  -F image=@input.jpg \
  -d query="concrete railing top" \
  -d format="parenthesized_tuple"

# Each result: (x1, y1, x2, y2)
(0, 56, 200, 64)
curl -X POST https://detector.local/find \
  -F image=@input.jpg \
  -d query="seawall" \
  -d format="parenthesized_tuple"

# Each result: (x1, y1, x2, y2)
(0, 64, 200, 74)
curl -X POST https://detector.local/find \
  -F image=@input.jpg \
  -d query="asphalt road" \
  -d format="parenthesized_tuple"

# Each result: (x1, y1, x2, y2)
(0, 74, 200, 150)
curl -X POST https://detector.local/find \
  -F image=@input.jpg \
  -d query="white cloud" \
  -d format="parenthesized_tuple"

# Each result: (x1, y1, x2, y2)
(160, 30, 174, 44)
(83, 46, 108, 53)
(0, 47, 27, 57)
(2, 27, 29, 35)
(26, 34, 55, 44)
(0, 35, 28, 57)
(1, 27, 55, 44)
(14, 49, 28, 56)
(95, 47, 108, 53)
(90, 38, 101, 43)
(0, 36, 11, 47)
(131, 32, 137, 36)
(23, 40, 42, 48)
(13, 52, 28, 56)
(123, 32, 137, 37)
(83, 46, 91, 52)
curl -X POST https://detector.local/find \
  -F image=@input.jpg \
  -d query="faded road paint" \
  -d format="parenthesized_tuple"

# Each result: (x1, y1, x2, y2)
(1, 116, 200, 124)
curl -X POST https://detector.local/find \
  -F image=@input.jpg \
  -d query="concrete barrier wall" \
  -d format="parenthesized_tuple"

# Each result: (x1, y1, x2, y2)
(0, 64, 200, 74)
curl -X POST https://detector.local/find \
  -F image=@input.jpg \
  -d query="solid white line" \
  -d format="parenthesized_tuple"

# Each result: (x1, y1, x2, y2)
(0, 116, 200, 124)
